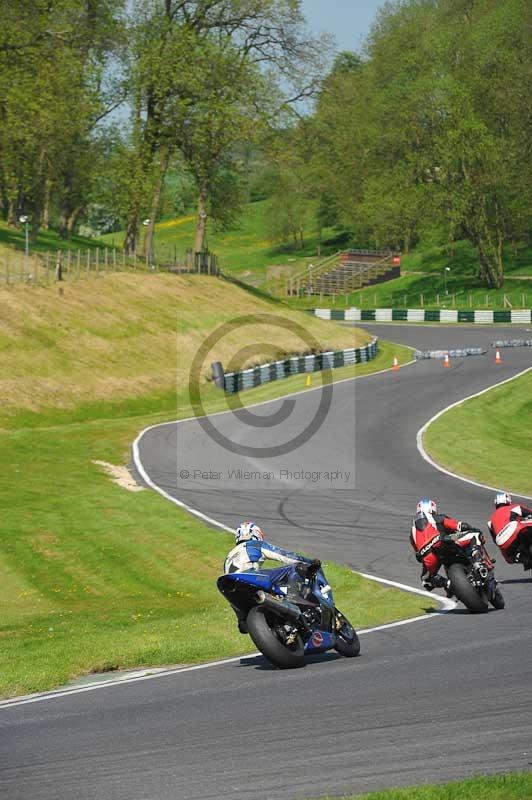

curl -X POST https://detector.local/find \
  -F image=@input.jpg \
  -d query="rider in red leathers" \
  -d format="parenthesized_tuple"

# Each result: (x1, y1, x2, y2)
(410, 498, 484, 592)
(488, 492, 532, 568)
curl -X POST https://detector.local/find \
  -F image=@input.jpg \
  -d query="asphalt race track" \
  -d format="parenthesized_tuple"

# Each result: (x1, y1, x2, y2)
(1, 324, 532, 800)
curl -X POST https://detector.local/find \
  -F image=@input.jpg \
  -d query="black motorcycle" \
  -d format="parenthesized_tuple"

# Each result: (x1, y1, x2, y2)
(437, 533, 505, 614)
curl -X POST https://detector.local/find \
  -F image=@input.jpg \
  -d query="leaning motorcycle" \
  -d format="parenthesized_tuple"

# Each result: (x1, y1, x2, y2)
(217, 562, 360, 669)
(436, 532, 505, 613)
(495, 516, 532, 569)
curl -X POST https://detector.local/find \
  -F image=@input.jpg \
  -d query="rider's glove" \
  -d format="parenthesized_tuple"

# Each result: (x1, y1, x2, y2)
(306, 559, 322, 577)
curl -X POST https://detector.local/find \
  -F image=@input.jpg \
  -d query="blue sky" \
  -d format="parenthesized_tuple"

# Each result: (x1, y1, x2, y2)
(301, 0, 388, 52)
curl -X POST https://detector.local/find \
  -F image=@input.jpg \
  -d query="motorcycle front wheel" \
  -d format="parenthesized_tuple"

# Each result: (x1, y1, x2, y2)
(246, 606, 305, 669)
(334, 611, 361, 658)
(447, 563, 489, 613)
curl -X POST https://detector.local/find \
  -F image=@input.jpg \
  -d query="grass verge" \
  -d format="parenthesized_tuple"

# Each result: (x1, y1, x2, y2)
(423, 369, 532, 497)
(0, 339, 419, 698)
(320, 772, 532, 799)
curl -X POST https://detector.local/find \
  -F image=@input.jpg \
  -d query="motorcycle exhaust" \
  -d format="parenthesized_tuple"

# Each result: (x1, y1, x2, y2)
(255, 591, 307, 627)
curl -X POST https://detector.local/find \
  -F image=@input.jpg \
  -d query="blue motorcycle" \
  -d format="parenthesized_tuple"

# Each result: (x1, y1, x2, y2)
(217, 561, 360, 669)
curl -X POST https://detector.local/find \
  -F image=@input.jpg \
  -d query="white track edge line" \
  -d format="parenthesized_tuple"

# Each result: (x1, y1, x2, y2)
(416, 366, 532, 501)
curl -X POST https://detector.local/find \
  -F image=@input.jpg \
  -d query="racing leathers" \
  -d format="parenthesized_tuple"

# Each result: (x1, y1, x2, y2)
(224, 539, 313, 574)
(410, 509, 478, 591)
(224, 540, 316, 633)
(488, 503, 532, 565)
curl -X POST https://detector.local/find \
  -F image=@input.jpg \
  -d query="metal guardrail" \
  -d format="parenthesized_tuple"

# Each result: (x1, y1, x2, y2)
(213, 338, 379, 393)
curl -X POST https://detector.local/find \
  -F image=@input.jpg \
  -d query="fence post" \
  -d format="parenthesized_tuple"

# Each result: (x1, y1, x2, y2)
(67, 250, 71, 281)
(55, 252, 62, 281)
(76, 250, 81, 280)
(6, 253, 9, 286)
(104, 247, 108, 273)
(96, 248, 100, 276)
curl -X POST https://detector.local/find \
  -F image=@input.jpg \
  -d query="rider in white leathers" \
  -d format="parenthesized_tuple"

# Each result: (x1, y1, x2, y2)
(224, 522, 318, 632)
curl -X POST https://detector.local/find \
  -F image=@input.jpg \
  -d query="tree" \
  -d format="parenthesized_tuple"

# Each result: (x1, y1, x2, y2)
(123, 0, 330, 256)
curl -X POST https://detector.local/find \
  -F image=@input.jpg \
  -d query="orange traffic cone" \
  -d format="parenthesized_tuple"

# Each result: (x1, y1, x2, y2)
(443, 352, 451, 368)
(392, 356, 400, 371)
(495, 349, 502, 364)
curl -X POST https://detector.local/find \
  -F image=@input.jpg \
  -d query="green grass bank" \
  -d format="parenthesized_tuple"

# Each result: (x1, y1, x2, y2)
(423, 369, 532, 497)
(320, 772, 532, 800)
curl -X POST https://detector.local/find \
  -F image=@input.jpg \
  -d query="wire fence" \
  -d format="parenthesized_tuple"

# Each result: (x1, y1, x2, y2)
(0, 247, 219, 287)
(329, 289, 532, 310)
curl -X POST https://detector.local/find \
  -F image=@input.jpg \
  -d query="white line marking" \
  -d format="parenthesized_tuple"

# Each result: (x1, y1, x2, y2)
(416, 366, 532, 501)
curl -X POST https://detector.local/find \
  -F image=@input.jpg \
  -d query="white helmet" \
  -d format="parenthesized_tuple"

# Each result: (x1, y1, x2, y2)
(494, 491, 512, 508)
(416, 498, 437, 515)
(235, 521, 264, 545)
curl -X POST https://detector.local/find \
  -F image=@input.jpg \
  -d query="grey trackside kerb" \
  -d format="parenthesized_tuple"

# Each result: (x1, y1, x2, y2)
(312, 308, 532, 324)
(416, 366, 532, 501)
(221, 338, 379, 393)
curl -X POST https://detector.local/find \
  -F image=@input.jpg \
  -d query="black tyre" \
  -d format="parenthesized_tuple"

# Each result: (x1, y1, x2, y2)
(246, 606, 305, 669)
(333, 610, 360, 657)
(447, 563, 488, 614)
(490, 586, 505, 610)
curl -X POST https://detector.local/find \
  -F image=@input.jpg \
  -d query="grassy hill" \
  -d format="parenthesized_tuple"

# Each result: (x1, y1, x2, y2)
(102, 199, 334, 286)
(0, 272, 370, 426)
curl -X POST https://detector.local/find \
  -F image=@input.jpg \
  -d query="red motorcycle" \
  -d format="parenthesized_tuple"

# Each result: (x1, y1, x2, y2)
(495, 516, 532, 568)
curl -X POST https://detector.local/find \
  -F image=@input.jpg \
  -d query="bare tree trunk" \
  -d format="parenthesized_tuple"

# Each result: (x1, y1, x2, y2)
(194, 180, 209, 253)
(124, 206, 140, 255)
(42, 179, 52, 230)
(144, 146, 171, 261)
(6, 198, 16, 227)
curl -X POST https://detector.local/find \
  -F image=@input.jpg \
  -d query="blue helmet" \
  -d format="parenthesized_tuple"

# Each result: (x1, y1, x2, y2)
(416, 498, 437, 516)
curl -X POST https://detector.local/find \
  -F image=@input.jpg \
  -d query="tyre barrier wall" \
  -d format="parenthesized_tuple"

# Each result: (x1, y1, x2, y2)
(492, 339, 532, 348)
(414, 348, 486, 360)
(312, 308, 532, 324)
(214, 338, 379, 394)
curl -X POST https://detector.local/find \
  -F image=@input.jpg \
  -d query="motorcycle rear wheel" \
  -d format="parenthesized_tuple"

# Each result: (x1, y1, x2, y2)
(246, 606, 305, 669)
(447, 563, 488, 613)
